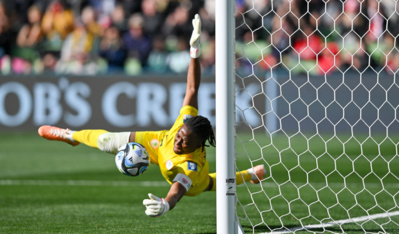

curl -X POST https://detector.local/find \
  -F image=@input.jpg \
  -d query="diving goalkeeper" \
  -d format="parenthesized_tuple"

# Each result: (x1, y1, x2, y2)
(38, 14, 266, 217)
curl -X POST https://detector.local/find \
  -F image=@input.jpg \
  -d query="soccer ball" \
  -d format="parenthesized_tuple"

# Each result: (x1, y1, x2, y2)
(115, 142, 150, 176)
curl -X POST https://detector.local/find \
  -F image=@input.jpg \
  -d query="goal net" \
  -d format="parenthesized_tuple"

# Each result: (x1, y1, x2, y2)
(234, 0, 399, 232)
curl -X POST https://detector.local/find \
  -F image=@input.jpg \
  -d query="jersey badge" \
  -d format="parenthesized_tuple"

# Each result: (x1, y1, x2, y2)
(150, 139, 159, 149)
(166, 160, 173, 170)
(187, 161, 197, 172)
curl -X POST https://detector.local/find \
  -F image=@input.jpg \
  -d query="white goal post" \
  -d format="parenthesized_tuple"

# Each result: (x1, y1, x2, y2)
(217, 0, 399, 233)
(215, 0, 237, 234)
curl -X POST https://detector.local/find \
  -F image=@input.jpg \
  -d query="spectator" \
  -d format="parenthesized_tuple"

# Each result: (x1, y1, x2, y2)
(16, 4, 43, 49)
(366, 0, 385, 42)
(166, 36, 190, 73)
(109, 4, 128, 32)
(87, 0, 115, 19)
(141, 0, 164, 38)
(0, 1, 12, 74)
(161, 4, 192, 41)
(13, 4, 43, 74)
(99, 25, 126, 74)
(122, 13, 152, 67)
(318, 42, 340, 74)
(292, 23, 323, 73)
(81, 5, 103, 37)
(146, 35, 169, 73)
(55, 19, 98, 75)
(41, 0, 74, 52)
(269, 1, 293, 62)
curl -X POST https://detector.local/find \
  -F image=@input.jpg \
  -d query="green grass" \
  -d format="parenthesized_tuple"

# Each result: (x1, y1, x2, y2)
(0, 132, 216, 233)
(1, 131, 399, 233)
(235, 132, 399, 233)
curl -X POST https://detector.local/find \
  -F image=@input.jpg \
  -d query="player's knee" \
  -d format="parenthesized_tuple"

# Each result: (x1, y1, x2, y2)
(97, 132, 130, 154)
(97, 132, 116, 153)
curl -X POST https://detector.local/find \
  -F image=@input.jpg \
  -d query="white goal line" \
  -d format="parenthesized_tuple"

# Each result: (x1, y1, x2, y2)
(266, 211, 399, 233)
(0, 179, 169, 187)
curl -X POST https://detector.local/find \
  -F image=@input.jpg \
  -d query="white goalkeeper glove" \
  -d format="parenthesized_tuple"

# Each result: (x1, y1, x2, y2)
(189, 14, 201, 58)
(143, 193, 170, 217)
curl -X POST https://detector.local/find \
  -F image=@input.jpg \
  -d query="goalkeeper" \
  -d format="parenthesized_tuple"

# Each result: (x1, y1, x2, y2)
(38, 14, 266, 217)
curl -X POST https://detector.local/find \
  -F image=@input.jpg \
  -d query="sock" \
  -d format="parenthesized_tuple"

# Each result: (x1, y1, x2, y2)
(237, 170, 252, 185)
(65, 130, 75, 142)
(71, 129, 108, 149)
(96, 132, 131, 153)
(208, 170, 253, 191)
(247, 167, 258, 181)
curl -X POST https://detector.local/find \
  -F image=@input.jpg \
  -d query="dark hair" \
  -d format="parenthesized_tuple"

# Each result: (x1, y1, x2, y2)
(185, 115, 216, 149)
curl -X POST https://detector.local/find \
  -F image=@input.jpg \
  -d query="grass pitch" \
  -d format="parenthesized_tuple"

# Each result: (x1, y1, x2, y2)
(0, 132, 216, 233)
(1, 131, 399, 233)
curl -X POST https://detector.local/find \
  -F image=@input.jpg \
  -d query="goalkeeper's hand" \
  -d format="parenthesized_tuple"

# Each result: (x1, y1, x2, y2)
(189, 14, 201, 58)
(143, 193, 170, 217)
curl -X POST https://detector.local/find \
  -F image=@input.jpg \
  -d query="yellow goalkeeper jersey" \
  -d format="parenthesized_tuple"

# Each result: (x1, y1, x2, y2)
(135, 105, 210, 196)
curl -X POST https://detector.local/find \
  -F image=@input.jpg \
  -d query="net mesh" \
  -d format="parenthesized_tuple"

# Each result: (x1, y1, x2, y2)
(234, 0, 399, 233)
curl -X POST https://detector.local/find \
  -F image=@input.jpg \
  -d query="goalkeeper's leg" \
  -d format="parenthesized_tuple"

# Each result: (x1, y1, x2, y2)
(207, 165, 266, 191)
(38, 125, 131, 154)
(73, 129, 131, 153)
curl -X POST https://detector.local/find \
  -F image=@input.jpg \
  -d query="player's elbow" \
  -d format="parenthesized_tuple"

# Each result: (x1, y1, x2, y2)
(186, 85, 199, 95)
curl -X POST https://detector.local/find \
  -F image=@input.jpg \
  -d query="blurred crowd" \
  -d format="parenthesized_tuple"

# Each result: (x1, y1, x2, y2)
(0, 0, 398, 76)
(0, 0, 215, 75)
(236, 0, 399, 75)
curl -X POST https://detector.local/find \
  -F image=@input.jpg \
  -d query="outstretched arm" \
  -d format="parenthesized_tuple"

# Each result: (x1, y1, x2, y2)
(143, 173, 191, 217)
(182, 14, 202, 109)
(165, 182, 186, 209)
(142, 182, 186, 217)
(183, 58, 201, 109)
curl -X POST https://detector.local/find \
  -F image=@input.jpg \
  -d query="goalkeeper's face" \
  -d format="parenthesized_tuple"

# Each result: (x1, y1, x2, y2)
(173, 124, 202, 155)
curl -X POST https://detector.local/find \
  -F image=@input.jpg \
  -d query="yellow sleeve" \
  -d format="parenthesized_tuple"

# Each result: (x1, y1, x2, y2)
(180, 105, 198, 117)
(169, 105, 198, 133)
(173, 162, 199, 186)
(172, 160, 210, 196)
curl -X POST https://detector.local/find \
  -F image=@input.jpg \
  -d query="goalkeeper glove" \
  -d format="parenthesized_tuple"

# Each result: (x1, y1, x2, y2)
(189, 14, 201, 58)
(143, 193, 170, 217)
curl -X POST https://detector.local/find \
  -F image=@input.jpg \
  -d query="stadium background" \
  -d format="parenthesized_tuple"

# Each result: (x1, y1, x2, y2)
(1, 0, 399, 132)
